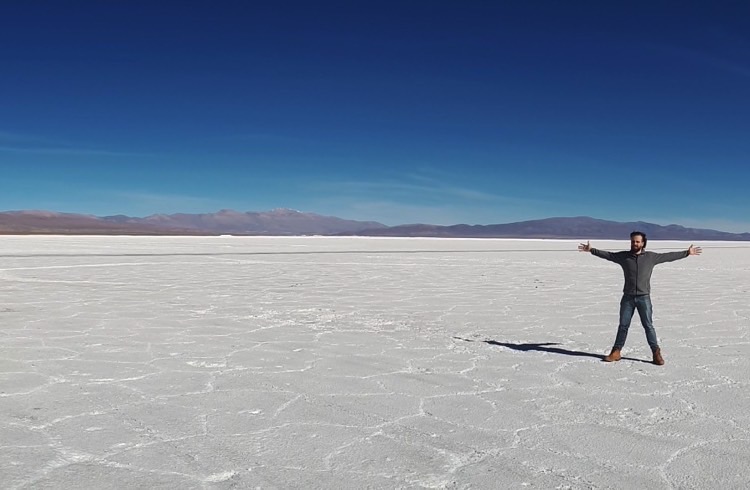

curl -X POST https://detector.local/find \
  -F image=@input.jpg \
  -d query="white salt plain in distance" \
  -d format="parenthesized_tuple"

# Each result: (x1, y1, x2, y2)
(1, 236, 749, 489)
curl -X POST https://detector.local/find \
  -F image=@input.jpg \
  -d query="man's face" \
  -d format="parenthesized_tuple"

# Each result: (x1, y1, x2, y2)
(630, 235, 645, 253)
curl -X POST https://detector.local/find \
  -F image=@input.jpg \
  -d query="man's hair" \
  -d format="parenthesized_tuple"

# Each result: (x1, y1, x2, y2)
(630, 230, 647, 247)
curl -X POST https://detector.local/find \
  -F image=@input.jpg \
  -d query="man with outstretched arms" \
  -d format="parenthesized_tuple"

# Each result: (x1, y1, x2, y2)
(578, 231, 702, 365)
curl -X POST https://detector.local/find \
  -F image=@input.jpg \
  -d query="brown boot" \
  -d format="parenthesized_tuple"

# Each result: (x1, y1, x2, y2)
(604, 348, 621, 362)
(653, 348, 665, 366)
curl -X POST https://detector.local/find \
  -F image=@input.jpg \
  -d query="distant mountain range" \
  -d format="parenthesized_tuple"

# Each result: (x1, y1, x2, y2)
(1, 209, 749, 240)
(347, 217, 750, 241)
(0, 209, 385, 236)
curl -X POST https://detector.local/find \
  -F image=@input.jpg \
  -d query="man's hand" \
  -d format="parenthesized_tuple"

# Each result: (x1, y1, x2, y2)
(578, 241, 591, 252)
(688, 244, 702, 255)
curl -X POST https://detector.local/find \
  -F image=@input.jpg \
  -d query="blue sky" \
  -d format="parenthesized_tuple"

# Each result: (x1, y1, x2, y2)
(2, 1, 749, 231)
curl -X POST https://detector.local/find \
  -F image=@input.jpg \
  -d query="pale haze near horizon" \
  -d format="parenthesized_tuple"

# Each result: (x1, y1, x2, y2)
(1, 236, 748, 488)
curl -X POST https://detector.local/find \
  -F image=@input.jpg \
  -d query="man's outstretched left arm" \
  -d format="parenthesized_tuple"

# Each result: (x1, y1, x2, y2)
(655, 244, 702, 264)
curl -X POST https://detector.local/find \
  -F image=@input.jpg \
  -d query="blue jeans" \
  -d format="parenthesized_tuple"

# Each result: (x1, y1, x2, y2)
(614, 294, 659, 351)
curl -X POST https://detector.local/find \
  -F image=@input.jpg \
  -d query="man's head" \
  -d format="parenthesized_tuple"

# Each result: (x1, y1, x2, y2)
(630, 231, 647, 253)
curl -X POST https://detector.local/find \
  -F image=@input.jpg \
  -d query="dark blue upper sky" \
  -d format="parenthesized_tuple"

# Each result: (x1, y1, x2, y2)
(2, 1, 749, 231)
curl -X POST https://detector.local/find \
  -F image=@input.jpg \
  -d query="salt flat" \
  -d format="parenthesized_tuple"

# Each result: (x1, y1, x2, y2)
(1, 236, 749, 489)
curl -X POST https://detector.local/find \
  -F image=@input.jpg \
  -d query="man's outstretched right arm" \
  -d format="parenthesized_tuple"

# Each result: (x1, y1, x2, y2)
(578, 241, 616, 261)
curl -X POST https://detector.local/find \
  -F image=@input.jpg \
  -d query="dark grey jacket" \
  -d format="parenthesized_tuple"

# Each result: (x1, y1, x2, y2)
(591, 248, 689, 295)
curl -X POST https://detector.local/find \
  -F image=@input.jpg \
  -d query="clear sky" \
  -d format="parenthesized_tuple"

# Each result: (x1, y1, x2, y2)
(2, 1, 749, 231)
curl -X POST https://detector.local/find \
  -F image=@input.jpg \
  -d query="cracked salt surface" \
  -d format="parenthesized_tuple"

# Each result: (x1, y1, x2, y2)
(1, 236, 749, 489)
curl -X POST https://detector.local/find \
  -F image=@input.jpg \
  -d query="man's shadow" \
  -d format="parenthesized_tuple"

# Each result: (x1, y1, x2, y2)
(453, 337, 647, 363)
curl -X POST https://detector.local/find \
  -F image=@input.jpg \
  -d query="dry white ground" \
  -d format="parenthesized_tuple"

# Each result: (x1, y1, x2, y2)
(1, 236, 749, 489)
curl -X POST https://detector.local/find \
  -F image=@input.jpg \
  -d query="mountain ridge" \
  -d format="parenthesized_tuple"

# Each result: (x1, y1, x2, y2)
(344, 216, 750, 240)
(1, 210, 749, 240)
